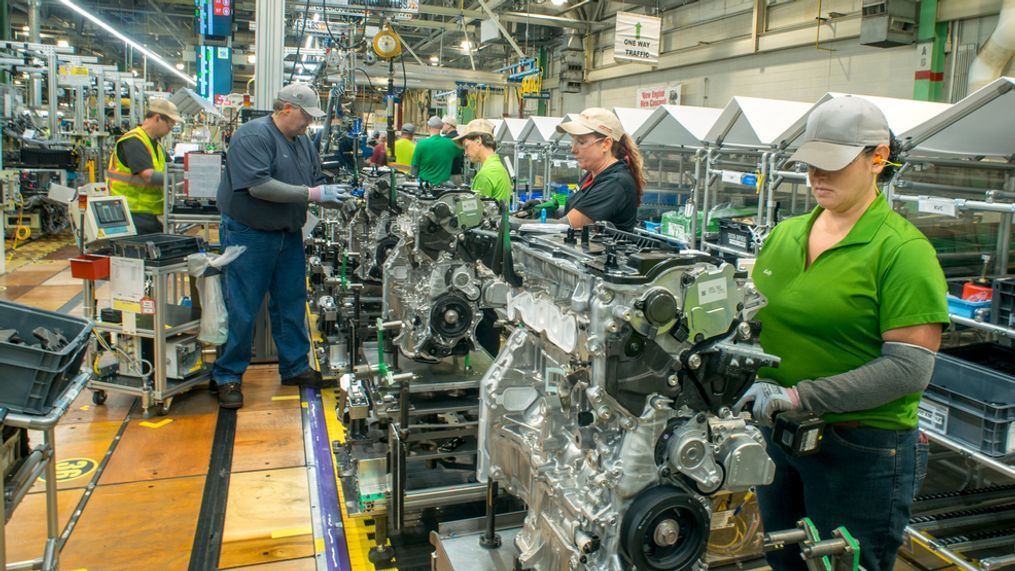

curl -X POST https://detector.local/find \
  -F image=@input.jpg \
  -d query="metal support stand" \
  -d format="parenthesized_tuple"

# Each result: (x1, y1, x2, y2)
(479, 480, 501, 549)
(368, 512, 395, 564)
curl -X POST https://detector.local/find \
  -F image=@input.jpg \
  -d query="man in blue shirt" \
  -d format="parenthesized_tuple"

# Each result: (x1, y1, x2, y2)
(214, 83, 344, 408)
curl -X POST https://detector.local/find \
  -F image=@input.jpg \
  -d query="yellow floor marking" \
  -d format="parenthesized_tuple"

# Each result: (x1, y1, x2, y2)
(320, 378, 395, 571)
(307, 301, 395, 569)
(80, 405, 90, 411)
(270, 525, 314, 539)
(138, 418, 174, 429)
(271, 395, 301, 401)
(315, 537, 326, 553)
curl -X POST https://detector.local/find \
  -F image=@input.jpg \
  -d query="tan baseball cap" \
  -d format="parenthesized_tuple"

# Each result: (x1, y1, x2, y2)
(442, 114, 457, 128)
(556, 107, 624, 141)
(453, 118, 495, 141)
(788, 96, 890, 171)
(277, 83, 326, 118)
(149, 98, 183, 123)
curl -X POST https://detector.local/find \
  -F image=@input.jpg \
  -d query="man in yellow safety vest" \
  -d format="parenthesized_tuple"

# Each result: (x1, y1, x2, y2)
(105, 98, 183, 234)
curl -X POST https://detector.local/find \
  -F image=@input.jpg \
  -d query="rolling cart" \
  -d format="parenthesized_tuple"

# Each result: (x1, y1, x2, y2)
(78, 235, 211, 417)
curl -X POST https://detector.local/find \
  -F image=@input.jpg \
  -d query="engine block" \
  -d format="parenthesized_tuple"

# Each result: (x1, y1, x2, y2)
(478, 225, 779, 571)
(382, 187, 502, 361)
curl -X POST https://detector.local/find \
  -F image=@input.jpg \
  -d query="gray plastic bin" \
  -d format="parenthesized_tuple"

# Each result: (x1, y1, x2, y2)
(0, 300, 92, 415)
(923, 343, 1015, 457)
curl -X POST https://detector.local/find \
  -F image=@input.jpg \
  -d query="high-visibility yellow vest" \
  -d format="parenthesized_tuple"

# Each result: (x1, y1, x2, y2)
(106, 126, 166, 215)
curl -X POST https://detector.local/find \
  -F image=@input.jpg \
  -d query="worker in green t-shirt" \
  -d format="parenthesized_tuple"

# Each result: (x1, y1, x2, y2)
(411, 116, 463, 185)
(734, 96, 948, 571)
(454, 118, 511, 202)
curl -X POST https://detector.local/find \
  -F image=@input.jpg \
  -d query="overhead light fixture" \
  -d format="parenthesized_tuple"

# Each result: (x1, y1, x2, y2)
(57, 39, 69, 47)
(429, 55, 438, 62)
(460, 40, 471, 51)
(550, 0, 567, 5)
(247, 54, 256, 64)
(21, 25, 28, 32)
(57, 0, 196, 86)
(175, 63, 184, 70)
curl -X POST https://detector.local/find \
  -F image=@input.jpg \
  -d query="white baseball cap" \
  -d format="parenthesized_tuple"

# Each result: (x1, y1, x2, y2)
(788, 96, 890, 171)
(453, 118, 495, 141)
(277, 83, 326, 118)
(149, 98, 183, 123)
(556, 107, 625, 142)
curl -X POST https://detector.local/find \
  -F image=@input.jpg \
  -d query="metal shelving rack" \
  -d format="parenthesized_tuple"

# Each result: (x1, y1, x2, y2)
(891, 77, 1015, 570)
(84, 260, 211, 416)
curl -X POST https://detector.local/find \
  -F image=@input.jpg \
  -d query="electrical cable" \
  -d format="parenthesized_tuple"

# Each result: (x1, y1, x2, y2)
(400, 53, 407, 95)
(320, 0, 339, 47)
(288, 0, 314, 83)
(6, 197, 27, 263)
(354, 67, 375, 90)
(92, 332, 154, 378)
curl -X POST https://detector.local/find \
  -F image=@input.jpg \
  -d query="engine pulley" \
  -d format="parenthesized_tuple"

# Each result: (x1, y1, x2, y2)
(619, 485, 710, 571)
(430, 294, 473, 338)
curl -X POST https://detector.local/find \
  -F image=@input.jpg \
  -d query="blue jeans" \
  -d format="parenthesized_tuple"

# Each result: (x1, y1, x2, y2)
(213, 214, 310, 385)
(757, 425, 928, 571)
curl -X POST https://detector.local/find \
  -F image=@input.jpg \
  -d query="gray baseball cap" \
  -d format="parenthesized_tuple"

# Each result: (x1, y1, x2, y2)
(427, 115, 443, 129)
(788, 96, 890, 171)
(401, 123, 415, 135)
(277, 83, 326, 118)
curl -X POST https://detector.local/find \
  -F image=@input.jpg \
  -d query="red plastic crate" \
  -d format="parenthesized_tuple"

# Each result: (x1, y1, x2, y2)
(69, 254, 110, 280)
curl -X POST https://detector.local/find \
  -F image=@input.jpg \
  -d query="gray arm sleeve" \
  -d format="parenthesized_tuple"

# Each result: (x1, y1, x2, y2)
(794, 342, 936, 415)
(248, 178, 310, 204)
(150, 171, 165, 186)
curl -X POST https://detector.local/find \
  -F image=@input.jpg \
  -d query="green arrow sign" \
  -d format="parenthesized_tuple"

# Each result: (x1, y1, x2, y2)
(635, 22, 642, 39)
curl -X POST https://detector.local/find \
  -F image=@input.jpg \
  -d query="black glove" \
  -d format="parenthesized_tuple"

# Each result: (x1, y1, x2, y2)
(519, 199, 543, 211)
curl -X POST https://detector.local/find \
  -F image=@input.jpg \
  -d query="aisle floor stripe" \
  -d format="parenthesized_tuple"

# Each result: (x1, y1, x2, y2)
(307, 308, 394, 569)
(303, 385, 352, 571)
(320, 386, 396, 571)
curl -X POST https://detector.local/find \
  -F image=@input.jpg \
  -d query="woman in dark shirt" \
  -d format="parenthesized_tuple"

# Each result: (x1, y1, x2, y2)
(555, 107, 644, 231)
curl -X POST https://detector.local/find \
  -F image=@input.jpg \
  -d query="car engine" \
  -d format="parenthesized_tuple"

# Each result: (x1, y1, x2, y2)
(478, 224, 779, 571)
(382, 186, 502, 362)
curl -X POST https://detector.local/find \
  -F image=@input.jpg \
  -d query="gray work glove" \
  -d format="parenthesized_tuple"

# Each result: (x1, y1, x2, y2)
(733, 380, 801, 428)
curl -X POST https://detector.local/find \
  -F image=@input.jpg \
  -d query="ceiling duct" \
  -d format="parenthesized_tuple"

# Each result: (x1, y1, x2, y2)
(968, 0, 1015, 94)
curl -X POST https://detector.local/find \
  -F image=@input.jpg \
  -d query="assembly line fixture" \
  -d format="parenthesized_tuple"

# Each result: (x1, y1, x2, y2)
(493, 118, 528, 204)
(698, 97, 813, 257)
(630, 104, 723, 246)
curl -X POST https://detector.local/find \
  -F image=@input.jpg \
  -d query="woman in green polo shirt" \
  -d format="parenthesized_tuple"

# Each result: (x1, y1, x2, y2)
(735, 96, 948, 571)
(455, 118, 511, 202)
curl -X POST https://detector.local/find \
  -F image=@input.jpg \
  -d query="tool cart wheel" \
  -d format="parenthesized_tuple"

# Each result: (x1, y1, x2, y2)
(92, 390, 107, 405)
